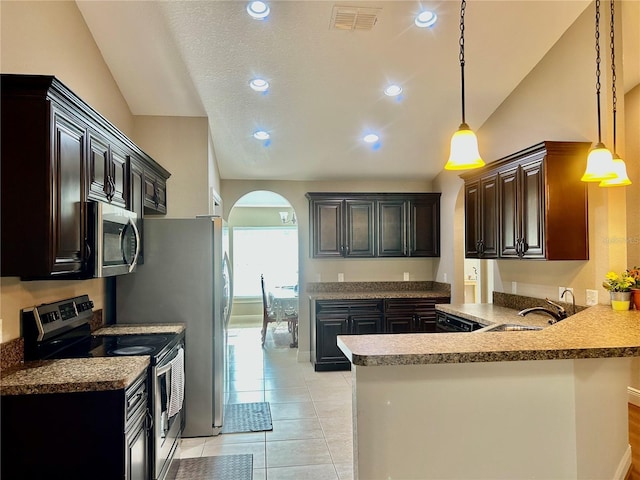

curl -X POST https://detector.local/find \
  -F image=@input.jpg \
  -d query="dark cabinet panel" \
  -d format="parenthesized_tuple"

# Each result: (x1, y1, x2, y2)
(465, 175, 498, 258)
(144, 169, 167, 214)
(311, 200, 343, 257)
(409, 197, 440, 257)
(307, 193, 440, 259)
(110, 143, 128, 208)
(463, 141, 590, 261)
(351, 314, 383, 334)
(385, 314, 414, 333)
(316, 314, 351, 368)
(378, 200, 407, 256)
(345, 200, 375, 257)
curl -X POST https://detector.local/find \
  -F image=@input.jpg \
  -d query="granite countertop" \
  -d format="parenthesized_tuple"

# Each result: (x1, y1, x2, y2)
(0, 356, 149, 396)
(338, 305, 640, 366)
(93, 323, 186, 335)
(310, 290, 451, 300)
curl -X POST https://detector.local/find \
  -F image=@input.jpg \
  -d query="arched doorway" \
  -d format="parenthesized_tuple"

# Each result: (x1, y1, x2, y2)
(227, 190, 299, 349)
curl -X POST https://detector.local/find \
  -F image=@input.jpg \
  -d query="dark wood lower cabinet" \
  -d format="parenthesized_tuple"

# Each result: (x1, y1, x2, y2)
(1, 372, 149, 480)
(312, 297, 449, 371)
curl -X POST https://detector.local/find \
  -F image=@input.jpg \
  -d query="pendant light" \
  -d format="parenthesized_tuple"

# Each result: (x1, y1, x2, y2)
(444, 0, 484, 171)
(600, 0, 631, 187)
(581, 0, 616, 182)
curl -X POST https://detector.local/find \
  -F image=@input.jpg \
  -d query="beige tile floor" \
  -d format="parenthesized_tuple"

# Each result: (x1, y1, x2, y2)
(180, 326, 354, 479)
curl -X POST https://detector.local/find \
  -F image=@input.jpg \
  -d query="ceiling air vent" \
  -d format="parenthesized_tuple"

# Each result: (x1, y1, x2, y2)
(330, 5, 381, 31)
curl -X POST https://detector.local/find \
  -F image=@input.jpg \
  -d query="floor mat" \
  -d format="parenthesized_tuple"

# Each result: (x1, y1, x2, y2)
(176, 455, 253, 480)
(222, 402, 273, 434)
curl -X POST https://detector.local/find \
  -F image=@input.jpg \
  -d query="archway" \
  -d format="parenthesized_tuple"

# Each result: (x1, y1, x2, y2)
(227, 190, 299, 349)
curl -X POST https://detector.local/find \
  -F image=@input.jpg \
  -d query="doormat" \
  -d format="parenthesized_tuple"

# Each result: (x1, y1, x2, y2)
(222, 402, 273, 434)
(175, 455, 253, 480)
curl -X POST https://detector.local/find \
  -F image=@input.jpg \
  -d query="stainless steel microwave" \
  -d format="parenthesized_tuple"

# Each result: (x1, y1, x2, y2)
(89, 202, 140, 277)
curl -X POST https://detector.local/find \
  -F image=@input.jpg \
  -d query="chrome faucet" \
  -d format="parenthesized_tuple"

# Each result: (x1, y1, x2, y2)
(518, 298, 568, 324)
(561, 288, 576, 316)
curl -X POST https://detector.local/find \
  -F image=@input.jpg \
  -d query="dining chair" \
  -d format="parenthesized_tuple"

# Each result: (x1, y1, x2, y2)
(260, 274, 298, 348)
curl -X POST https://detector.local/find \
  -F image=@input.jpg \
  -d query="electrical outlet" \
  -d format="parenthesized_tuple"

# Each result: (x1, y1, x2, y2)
(559, 287, 574, 301)
(403, 272, 410, 281)
(338, 273, 344, 282)
(586, 289, 598, 306)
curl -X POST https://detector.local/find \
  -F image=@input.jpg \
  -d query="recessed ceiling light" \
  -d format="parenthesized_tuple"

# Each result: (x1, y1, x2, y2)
(384, 84, 403, 97)
(247, 1, 270, 19)
(363, 133, 380, 144)
(253, 130, 270, 140)
(249, 78, 269, 92)
(415, 10, 437, 28)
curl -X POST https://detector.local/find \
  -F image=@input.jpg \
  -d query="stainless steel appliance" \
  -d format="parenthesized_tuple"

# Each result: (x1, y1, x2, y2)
(19, 294, 184, 480)
(116, 216, 233, 437)
(89, 201, 141, 277)
(435, 312, 485, 332)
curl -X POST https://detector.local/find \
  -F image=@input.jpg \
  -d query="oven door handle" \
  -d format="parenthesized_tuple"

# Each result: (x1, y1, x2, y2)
(156, 347, 182, 377)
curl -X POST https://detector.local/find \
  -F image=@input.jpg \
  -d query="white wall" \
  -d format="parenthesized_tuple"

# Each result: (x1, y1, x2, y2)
(133, 115, 210, 218)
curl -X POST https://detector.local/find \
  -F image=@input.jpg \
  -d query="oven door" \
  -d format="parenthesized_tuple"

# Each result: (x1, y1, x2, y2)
(153, 346, 184, 480)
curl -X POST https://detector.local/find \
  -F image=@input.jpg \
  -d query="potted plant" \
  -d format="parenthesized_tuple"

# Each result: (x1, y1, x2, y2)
(627, 266, 640, 310)
(602, 271, 634, 310)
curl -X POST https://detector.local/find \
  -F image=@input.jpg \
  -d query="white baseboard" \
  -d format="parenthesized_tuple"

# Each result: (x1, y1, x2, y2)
(613, 444, 632, 480)
(629, 386, 640, 407)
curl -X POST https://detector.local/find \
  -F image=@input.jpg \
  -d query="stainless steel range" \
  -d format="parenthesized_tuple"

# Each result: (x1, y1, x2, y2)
(21, 294, 184, 480)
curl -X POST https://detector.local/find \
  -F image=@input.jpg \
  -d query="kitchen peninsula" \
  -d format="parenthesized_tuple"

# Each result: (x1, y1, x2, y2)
(338, 304, 640, 480)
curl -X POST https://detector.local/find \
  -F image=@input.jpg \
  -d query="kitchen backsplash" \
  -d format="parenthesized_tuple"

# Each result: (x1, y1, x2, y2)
(306, 281, 451, 294)
(493, 292, 586, 315)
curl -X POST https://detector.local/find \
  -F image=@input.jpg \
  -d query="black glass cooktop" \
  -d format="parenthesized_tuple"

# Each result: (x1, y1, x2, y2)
(89, 333, 179, 360)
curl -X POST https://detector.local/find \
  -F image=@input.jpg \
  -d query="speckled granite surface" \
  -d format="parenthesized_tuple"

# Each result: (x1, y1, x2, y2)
(93, 323, 186, 335)
(307, 281, 450, 300)
(0, 337, 24, 371)
(338, 305, 640, 366)
(0, 356, 149, 395)
(493, 292, 587, 315)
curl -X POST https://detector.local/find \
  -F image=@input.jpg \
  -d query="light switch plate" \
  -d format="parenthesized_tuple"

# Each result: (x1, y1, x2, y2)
(403, 272, 410, 281)
(586, 289, 598, 306)
(338, 273, 344, 282)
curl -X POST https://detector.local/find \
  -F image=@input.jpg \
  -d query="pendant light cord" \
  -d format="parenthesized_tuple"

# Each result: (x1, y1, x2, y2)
(595, 0, 603, 144)
(459, 0, 467, 125)
(610, 0, 617, 153)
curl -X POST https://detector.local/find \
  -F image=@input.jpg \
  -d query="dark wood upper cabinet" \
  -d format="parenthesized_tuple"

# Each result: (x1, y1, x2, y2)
(465, 174, 498, 258)
(1, 74, 170, 279)
(308, 196, 375, 258)
(307, 193, 441, 259)
(408, 196, 440, 257)
(461, 141, 590, 261)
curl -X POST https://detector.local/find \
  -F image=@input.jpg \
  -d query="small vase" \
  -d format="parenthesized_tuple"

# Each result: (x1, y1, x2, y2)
(632, 289, 640, 311)
(610, 291, 632, 311)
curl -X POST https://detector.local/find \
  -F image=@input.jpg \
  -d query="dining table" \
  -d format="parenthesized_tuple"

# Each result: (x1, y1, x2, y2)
(268, 286, 299, 347)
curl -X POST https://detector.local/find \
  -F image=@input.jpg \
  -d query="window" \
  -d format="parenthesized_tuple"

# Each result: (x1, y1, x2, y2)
(232, 227, 298, 297)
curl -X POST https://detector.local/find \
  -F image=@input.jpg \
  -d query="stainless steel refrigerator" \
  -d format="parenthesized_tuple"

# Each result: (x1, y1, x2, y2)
(116, 216, 232, 437)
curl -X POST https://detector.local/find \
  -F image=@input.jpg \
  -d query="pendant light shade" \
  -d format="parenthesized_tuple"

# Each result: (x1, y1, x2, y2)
(581, 142, 616, 182)
(445, 123, 484, 170)
(597, 0, 632, 187)
(599, 154, 632, 187)
(582, 0, 616, 182)
(445, 0, 484, 171)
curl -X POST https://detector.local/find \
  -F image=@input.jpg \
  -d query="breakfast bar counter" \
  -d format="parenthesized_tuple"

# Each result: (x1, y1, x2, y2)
(338, 305, 640, 480)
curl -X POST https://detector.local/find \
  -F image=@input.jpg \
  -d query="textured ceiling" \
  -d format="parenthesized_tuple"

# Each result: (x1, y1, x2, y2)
(76, 1, 637, 182)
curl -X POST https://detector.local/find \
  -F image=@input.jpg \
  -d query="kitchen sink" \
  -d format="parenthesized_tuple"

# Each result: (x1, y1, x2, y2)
(482, 323, 543, 332)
